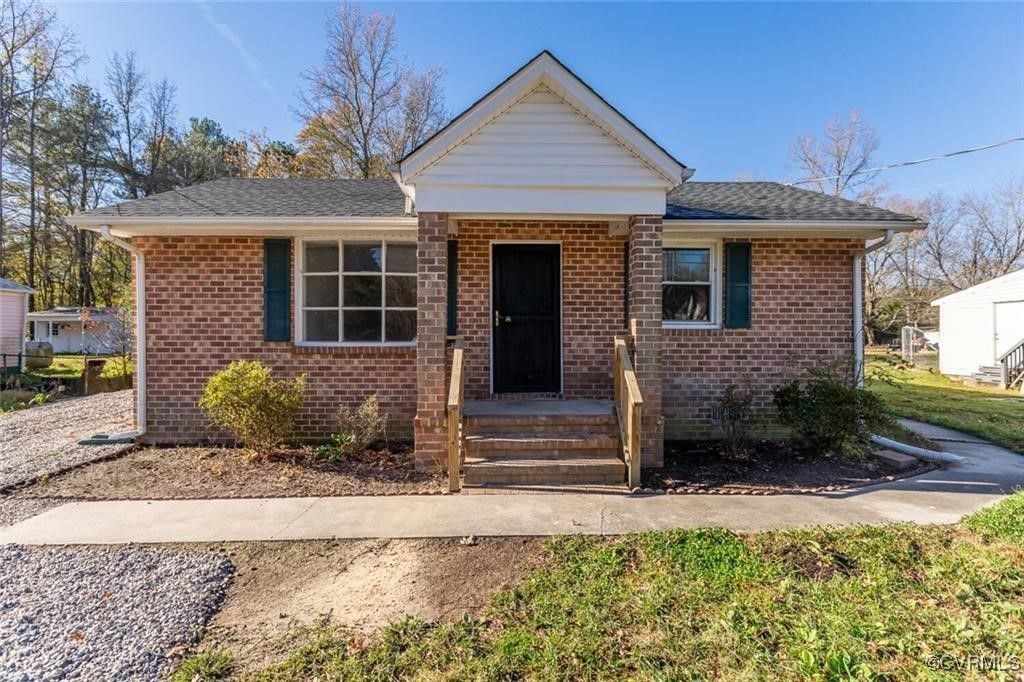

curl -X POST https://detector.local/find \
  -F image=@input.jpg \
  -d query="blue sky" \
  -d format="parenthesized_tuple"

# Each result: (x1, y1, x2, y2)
(50, 1, 1023, 199)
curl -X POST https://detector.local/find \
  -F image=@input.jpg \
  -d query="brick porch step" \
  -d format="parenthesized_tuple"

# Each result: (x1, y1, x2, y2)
(462, 457, 626, 485)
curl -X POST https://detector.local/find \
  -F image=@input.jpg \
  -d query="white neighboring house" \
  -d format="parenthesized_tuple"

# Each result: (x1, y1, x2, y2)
(931, 269, 1024, 387)
(0, 277, 34, 371)
(27, 307, 128, 355)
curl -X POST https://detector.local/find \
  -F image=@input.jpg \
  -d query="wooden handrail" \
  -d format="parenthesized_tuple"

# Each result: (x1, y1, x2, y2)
(447, 345, 465, 493)
(997, 336, 1024, 390)
(997, 336, 1024, 364)
(613, 336, 643, 488)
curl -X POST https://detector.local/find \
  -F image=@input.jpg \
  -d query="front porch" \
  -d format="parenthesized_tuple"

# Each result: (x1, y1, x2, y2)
(410, 211, 661, 491)
(443, 335, 644, 491)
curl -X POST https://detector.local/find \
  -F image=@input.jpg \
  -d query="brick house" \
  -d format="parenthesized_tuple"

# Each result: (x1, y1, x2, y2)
(69, 52, 923, 489)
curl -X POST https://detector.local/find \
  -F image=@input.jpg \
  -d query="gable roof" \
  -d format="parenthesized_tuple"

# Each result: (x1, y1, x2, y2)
(398, 50, 688, 187)
(0, 277, 34, 294)
(931, 268, 1024, 306)
(666, 182, 921, 223)
(26, 306, 122, 321)
(74, 178, 408, 221)
(69, 178, 923, 226)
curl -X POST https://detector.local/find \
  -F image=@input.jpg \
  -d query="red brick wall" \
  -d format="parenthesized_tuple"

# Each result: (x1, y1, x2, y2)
(662, 237, 861, 438)
(453, 220, 628, 400)
(135, 236, 416, 444)
(134, 233, 861, 450)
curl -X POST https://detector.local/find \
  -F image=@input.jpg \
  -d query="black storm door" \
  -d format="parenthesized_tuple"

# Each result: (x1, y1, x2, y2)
(492, 244, 561, 393)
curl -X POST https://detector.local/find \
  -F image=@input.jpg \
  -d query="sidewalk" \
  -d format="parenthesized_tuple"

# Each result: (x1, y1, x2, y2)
(3, 420, 1022, 545)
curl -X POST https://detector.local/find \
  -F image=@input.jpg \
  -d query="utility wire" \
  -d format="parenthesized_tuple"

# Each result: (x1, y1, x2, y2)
(787, 136, 1024, 187)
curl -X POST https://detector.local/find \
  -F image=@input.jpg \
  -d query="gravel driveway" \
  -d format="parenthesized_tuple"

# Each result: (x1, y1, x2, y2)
(0, 545, 232, 680)
(0, 391, 133, 490)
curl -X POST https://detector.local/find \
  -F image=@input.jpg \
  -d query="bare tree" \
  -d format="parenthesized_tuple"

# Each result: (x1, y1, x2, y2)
(106, 50, 148, 198)
(299, 3, 447, 179)
(381, 66, 447, 162)
(0, 0, 60, 276)
(140, 76, 177, 195)
(925, 179, 1024, 290)
(227, 129, 298, 178)
(790, 109, 881, 198)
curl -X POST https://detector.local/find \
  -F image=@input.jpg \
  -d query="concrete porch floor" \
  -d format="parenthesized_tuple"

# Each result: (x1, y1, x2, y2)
(463, 399, 614, 417)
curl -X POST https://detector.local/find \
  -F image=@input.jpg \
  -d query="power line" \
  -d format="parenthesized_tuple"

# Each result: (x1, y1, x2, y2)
(787, 136, 1024, 187)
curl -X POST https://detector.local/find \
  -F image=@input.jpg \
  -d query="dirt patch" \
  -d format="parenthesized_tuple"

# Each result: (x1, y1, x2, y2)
(764, 543, 859, 581)
(186, 537, 542, 671)
(13, 444, 443, 500)
(643, 441, 935, 494)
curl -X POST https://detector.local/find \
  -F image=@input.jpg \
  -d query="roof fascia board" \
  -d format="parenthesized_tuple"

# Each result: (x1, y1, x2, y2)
(400, 53, 683, 186)
(96, 226, 418, 240)
(665, 219, 924, 231)
(69, 215, 416, 228)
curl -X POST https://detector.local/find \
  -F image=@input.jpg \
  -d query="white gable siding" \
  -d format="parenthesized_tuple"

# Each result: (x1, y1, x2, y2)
(413, 87, 670, 215)
(934, 269, 1024, 376)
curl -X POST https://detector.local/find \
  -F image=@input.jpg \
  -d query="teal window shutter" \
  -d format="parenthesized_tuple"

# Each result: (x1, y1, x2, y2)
(447, 240, 457, 336)
(724, 242, 751, 329)
(264, 239, 291, 341)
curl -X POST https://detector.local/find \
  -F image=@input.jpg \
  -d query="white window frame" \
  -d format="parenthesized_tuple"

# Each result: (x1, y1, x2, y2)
(662, 239, 721, 330)
(294, 236, 418, 347)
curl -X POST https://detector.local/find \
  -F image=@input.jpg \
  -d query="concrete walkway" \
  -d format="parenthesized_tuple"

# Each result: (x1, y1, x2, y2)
(3, 420, 1022, 545)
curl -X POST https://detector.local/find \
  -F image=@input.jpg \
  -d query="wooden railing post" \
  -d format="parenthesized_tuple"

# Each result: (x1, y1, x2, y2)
(447, 344, 465, 493)
(613, 336, 643, 489)
(628, 400, 642, 489)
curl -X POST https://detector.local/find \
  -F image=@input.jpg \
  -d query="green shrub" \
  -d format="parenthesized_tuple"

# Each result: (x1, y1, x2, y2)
(773, 360, 892, 456)
(169, 648, 233, 681)
(198, 360, 305, 459)
(315, 395, 389, 461)
(0, 389, 53, 414)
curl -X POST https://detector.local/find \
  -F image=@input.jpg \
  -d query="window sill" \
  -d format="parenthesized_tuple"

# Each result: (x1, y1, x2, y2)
(290, 343, 416, 356)
(662, 322, 722, 331)
(295, 342, 416, 348)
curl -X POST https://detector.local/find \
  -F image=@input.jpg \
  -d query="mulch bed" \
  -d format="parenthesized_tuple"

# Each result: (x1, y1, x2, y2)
(641, 440, 936, 495)
(12, 443, 444, 501)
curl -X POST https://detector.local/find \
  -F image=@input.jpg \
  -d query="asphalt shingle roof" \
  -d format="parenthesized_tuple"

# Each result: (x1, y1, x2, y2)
(79, 178, 409, 219)
(77, 178, 920, 224)
(0, 277, 34, 293)
(665, 182, 919, 222)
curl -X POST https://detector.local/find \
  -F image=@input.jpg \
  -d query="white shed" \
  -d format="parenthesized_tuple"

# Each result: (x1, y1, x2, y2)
(26, 307, 128, 355)
(0, 277, 34, 372)
(931, 269, 1024, 381)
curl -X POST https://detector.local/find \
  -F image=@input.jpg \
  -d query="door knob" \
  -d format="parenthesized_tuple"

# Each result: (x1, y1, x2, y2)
(494, 310, 500, 327)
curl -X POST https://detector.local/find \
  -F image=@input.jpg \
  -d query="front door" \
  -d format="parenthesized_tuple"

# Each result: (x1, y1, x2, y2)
(492, 244, 561, 393)
(995, 300, 1024, 359)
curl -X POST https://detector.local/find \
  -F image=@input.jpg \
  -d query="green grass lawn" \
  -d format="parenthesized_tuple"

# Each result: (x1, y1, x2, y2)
(178, 493, 1024, 681)
(867, 350, 1024, 454)
(27, 354, 133, 380)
